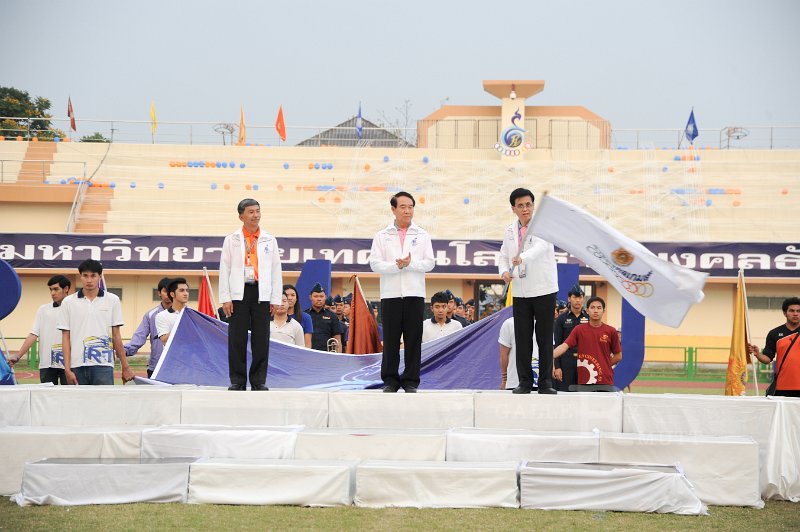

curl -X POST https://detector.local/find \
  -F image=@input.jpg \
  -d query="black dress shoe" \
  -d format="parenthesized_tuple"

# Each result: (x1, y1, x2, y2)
(537, 386, 557, 394)
(227, 384, 246, 391)
(382, 385, 399, 393)
(251, 384, 269, 391)
(512, 386, 532, 394)
(402, 386, 417, 393)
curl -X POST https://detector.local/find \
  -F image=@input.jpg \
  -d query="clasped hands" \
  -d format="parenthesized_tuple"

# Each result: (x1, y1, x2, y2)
(396, 253, 411, 269)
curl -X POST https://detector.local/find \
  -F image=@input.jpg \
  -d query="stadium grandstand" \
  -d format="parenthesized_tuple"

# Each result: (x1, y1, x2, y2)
(1, 79, 798, 371)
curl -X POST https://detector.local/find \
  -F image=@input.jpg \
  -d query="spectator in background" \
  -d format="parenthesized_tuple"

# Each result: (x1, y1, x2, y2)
(305, 283, 342, 352)
(498, 317, 539, 391)
(59, 259, 134, 385)
(124, 277, 172, 378)
(283, 284, 312, 348)
(749, 297, 800, 397)
(270, 293, 305, 347)
(9, 275, 72, 384)
(554, 296, 621, 387)
(553, 285, 589, 392)
(422, 291, 463, 343)
(155, 278, 190, 346)
(465, 299, 476, 324)
(446, 291, 468, 327)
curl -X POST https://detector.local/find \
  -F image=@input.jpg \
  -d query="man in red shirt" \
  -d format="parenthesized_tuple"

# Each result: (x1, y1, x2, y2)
(553, 296, 621, 387)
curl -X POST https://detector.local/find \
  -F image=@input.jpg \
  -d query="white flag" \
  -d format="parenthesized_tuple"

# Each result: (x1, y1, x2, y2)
(530, 195, 707, 328)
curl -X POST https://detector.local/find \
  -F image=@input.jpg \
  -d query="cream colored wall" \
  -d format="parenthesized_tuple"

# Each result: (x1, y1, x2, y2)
(0, 203, 72, 232)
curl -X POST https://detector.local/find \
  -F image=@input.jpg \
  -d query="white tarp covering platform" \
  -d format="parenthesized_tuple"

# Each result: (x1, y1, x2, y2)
(12, 458, 194, 506)
(141, 425, 302, 459)
(328, 391, 474, 429)
(29, 387, 182, 426)
(598, 432, 762, 507)
(355, 460, 519, 508)
(294, 428, 447, 461)
(763, 398, 800, 501)
(187, 458, 357, 506)
(473, 391, 623, 432)
(0, 386, 33, 426)
(446, 428, 599, 463)
(0, 426, 143, 496)
(179, 389, 329, 427)
(519, 462, 707, 515)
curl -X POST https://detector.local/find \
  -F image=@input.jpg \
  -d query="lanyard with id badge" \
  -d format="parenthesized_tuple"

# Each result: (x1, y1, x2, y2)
(244, 235, 258, 283)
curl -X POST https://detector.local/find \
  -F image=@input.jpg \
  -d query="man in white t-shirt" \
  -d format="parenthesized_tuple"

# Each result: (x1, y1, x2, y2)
(10, 275, 72, 384)
(498, 316, 539, 390)
(270, 294, 305, 346)
(155, 278, 190, 345)
(422, 291, 463, 343)
(58, 259, 134, 385)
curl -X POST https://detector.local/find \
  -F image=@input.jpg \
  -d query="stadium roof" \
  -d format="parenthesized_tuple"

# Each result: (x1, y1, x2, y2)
(297, 116, 414, 148)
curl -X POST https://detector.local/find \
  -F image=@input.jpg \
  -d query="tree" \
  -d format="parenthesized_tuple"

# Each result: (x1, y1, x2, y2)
(80, 132, 110, 143)
(0, 86, 58, 139)
(377, 99, 416, 146)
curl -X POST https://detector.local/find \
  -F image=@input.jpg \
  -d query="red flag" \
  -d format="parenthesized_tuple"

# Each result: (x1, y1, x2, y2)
(346, 276, 382, 355)
(275, 105, 286, 142)
(197, 275, 216, 318)
(67, 97, 76, 132)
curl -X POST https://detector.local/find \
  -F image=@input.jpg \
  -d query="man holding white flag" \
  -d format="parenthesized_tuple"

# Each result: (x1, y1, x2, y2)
(529, 195, 708, 328)
(499, 188, 559, 394)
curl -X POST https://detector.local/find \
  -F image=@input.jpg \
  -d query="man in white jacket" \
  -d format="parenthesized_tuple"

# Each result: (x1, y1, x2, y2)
(219, 199, 283, 391)
(370, 192, 435, 393)
(499, 188, 558, 394)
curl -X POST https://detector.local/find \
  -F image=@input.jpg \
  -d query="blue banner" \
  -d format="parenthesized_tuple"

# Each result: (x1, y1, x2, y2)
(153, 307, 512, 389)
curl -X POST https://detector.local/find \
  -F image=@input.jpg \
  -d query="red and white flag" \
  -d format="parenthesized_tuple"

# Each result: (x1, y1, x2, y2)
(67, 97, 76, 131)
(346, 276, 382, 355)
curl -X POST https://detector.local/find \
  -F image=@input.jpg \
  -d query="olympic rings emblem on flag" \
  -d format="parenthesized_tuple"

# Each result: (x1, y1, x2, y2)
(618, 277, 655, 298)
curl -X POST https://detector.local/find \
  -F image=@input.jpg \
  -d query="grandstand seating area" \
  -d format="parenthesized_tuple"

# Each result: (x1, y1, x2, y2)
(2, 141, 796, 241)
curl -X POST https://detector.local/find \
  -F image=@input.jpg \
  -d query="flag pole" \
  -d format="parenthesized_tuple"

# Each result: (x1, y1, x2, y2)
(740, 269, 759, 395)
(203, 267, 219, 320)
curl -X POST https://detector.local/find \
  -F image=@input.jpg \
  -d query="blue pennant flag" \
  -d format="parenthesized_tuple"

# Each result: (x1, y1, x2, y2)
(684, 109, 698, 144)
(355, 102, 363, 139)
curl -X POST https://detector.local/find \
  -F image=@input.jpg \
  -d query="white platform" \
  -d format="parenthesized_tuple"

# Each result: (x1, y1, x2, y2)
(354, 460, 519, 508)
(598, 432, 762, 508)
(13, 458, 194, 506)
(446, 428, 599, 463)
(29, 386, 181, 426)
(187, 458, 357, 506)
(328, 391, 474, 429)
(519, 462, 707, 515)
(180, 389, 329, 427)
(294, 428, 447, 461)
(141, 425, 302, 459)
(473, 391, 623, 432)
(764, 399, 800, 502)
(0, 387, 32, 426)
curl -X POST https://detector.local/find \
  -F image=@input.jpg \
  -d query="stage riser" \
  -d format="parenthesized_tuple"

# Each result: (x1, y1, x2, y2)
(0, 388, 797, 503)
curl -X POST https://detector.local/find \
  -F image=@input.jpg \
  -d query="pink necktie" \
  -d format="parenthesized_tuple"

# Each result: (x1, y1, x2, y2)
(518, 224, 527, 249)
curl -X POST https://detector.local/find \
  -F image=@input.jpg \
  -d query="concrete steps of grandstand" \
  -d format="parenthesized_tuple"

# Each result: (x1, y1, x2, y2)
(17, 142, 57, 183)
(74, 187, 113, 233)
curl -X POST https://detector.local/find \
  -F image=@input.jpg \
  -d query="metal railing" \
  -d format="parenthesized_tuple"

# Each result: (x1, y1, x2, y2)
(2, 116, 799, 149)
(637, 346, 774, 382)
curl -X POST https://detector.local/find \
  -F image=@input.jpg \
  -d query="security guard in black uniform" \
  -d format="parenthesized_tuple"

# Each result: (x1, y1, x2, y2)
(305, 284, 342, 352)
(553, 285, 589, 392)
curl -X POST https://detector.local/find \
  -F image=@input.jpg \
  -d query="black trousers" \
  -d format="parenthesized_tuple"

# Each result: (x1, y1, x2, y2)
(381, 297, 424, 388)
(40, 367, 66, 385)
(513, 293, 556, 389)
(228, 283, 270, 387)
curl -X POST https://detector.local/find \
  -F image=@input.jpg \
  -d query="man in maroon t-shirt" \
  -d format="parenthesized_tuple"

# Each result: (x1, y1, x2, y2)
(553, 296, 621, 386)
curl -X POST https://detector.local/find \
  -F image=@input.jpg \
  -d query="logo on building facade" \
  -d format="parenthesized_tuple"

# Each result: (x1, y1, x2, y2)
(495, 109, 532, 156)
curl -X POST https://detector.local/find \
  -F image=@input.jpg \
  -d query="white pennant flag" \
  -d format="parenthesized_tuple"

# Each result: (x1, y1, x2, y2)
(530, 195, 707, 328)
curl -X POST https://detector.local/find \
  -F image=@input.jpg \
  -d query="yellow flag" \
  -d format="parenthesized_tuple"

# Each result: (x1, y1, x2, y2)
(505, 282, 513, 308)
(238, 105, 246, 146)
(724, 270, 749, 396)
(150, 101, 157, 135)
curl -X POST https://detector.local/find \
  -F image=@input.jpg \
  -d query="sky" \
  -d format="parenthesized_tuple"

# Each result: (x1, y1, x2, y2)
(2, 0, 799, 143)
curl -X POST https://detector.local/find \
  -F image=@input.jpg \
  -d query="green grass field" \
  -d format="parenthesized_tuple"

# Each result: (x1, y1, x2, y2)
(1, 498, 797, 531)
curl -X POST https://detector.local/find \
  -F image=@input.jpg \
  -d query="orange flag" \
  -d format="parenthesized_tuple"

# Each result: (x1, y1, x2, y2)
(724, 270, 749, 396)
(346, 276, 382, 355)
(275, 105, 286, 142)
(67, 97, 76, 131)
(197, 273, 217, 319)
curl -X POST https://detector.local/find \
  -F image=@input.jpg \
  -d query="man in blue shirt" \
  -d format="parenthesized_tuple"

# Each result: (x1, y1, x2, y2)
(124, 277, 172, 378)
